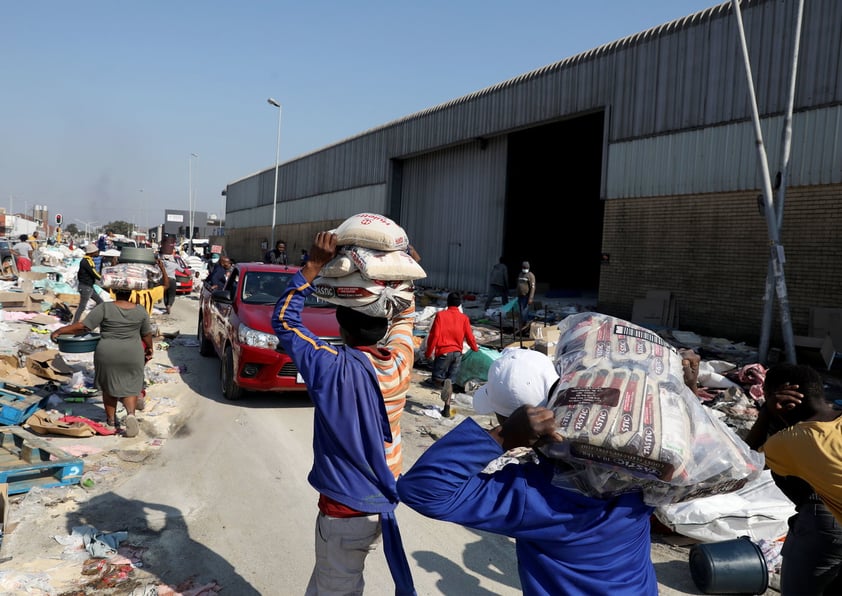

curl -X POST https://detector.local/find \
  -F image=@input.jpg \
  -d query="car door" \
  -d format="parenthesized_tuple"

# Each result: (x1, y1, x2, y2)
(211, 267, 239, 350)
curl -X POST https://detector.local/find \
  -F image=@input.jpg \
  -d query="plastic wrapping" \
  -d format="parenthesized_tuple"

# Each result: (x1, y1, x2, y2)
(539, 312, 764, 506)
(101, 263, 162, 291)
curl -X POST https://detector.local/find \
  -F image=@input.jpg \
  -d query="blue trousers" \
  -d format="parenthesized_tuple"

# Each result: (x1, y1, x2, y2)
(432, 351, 463, 385)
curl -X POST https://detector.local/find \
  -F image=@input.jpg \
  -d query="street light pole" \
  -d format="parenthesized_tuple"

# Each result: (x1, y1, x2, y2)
(267, 98, 282, 248)
(188, 153, 198, 254)
(75, 219, 99, 244)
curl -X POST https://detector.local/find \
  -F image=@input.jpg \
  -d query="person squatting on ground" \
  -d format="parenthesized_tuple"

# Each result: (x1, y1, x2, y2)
(397, 360, 658, 595)
(272, 231, 416, 595)
(424, 291, 479, 417)
(484, 257, 510, 310)
(73, 243, 104, 323)
(51, 287, 154, 438)
(516, 260, 536, 330)
(745, 363, 842, 593)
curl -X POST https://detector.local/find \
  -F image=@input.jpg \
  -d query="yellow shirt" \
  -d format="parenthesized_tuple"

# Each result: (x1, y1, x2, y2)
(109, 285, 165, 315)
(762, 416, 842, 525)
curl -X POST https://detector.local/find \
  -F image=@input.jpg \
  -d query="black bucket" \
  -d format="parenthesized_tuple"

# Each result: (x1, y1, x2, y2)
(689, 536, 768, 594)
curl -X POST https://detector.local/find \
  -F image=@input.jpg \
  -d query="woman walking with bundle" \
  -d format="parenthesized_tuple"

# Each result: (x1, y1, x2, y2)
(51, 285, 154, 437)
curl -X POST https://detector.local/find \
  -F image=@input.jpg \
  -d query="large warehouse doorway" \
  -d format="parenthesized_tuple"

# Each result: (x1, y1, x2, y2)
(504, 111, 605, 297)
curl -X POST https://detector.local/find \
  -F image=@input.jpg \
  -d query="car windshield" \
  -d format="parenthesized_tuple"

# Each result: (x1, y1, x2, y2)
(240, 270, 330, 307)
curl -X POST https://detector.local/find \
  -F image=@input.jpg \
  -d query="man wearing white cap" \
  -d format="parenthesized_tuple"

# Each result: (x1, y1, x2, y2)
(472, 348, 558, 423)
(398, 347, 658, 595)
(73, 243, 104, 323)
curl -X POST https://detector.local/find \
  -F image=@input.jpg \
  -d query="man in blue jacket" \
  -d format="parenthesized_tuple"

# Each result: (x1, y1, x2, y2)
(272, 231, 415, 596)
(397, 389, 657, 595)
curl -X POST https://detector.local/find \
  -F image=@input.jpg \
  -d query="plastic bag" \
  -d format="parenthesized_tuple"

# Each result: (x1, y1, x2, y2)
(539, 311, 765, 506)
(455, 346, 501, 387)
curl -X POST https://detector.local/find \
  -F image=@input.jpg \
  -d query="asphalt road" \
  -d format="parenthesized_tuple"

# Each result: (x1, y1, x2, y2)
(0, 291, 770, 594)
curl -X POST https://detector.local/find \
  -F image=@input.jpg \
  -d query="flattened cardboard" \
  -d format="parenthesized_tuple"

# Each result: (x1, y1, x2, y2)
(25, 410, 96, 438)
(56, 293, 81, 307)
(28, 314, 59, 326)
(25, 350, 73, 381)
(0, 291, 25, 306)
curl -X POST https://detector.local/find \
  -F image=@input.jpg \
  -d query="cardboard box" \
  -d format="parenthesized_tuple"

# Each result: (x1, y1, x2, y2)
(632, 291, 679, 329)
(56, 293, 80, 307)
(529, 322, 560, 344)
(632, 298, 667, 328)
(25, 350, 74, 382)
(0, 291, 26, 308)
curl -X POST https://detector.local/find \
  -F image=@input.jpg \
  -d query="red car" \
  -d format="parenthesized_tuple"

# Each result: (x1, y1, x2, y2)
(197, 262, 342, 400)
(172, 254, 194, 294)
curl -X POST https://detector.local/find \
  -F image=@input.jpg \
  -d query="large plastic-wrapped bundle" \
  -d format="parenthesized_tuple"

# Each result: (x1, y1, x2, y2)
(101, 263, 162, 291)
(312, 214, 424, 318)
(539, 311, 764, 506)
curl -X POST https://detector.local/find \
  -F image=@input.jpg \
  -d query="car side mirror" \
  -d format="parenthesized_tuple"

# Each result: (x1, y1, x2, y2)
(212, 289, 232, 304)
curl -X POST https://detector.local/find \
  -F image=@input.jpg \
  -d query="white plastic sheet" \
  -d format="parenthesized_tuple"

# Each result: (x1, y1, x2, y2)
(655, 469, 795, 543)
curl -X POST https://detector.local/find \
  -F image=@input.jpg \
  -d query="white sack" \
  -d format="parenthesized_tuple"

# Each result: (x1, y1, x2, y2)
(345, 246, 426, 281)
(333, 213, 409, 252)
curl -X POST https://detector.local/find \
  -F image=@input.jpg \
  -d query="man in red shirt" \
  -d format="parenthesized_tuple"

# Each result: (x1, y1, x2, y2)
(424, 292, 479, 417)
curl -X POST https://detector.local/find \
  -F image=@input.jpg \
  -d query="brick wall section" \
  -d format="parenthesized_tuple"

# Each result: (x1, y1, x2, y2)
(598, 185, 842, 346)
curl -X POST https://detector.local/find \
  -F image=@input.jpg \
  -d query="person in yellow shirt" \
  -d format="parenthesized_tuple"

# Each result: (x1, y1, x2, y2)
(746, 363, 842, 593)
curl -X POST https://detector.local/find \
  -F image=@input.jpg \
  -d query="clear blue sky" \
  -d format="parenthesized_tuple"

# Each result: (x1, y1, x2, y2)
(0, 0, 718, 232)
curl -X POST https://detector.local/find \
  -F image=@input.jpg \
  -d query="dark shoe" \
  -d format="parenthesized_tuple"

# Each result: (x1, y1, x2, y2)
(441, 404, 452, 418)
(123, 414, 139, 438)
(420, 379, 438, 389)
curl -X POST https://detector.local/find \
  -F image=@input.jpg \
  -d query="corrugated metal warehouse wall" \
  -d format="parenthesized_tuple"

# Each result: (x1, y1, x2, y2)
(222, 0, 842, 345)
(400, 137, 508, 292)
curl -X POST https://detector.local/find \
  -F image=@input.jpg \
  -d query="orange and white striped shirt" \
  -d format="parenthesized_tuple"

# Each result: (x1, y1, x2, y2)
(362, 303, 416, 478)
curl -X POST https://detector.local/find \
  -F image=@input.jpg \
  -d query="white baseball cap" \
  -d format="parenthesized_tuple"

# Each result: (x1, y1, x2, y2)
(472, 348, 559, 417)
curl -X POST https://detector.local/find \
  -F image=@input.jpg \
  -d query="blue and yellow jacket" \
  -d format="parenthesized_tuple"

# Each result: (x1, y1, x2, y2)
(272, 270, 415, 595)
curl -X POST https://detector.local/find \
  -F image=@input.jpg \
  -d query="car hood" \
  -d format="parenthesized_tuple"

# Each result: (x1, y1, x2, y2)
(237, 303, 339, 338)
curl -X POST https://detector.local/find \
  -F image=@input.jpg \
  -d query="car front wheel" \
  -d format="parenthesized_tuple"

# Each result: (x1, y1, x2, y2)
(221, 345, 244, 401)
(198, 314, 214, 357)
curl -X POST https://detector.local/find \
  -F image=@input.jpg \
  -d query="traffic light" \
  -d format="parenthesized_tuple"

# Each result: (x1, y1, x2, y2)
(55, 213, 63, 225)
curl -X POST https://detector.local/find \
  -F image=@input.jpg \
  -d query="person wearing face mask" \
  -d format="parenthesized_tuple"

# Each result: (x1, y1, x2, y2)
(515, 261, 536, 332)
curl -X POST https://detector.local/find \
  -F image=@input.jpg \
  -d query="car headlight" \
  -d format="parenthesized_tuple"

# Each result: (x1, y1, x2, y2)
(238, 323, 279, 349)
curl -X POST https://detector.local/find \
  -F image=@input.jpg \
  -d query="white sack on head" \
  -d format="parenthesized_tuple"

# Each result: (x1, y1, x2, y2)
(539, 311, 764, 506)
(350, 281, 415, 319)
(312, 272, 414, 317)
(320, 254, 357, 278)
(312, 272, 380, 306)
(345, 246, 426, 281)
(333, 213, 409, 252)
